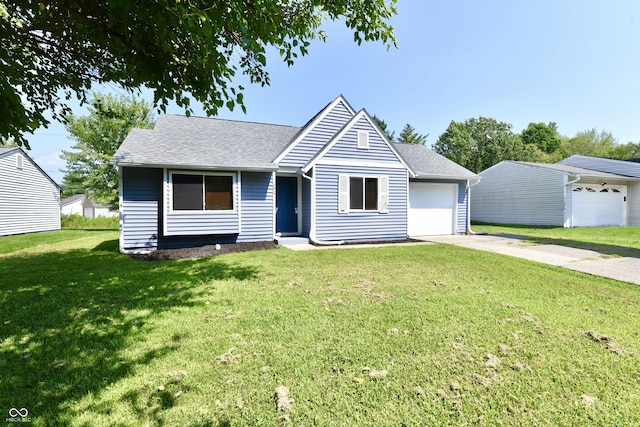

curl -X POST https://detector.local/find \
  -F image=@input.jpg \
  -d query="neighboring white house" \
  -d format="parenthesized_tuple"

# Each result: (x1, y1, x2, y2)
(61, 194, 118, 218)
(471, 159, 640, 227)
(0, 147, 62, 236)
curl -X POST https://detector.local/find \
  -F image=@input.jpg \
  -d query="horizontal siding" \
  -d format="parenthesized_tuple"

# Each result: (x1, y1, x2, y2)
(323, 116, 400, 163)
(456, 182, 468, 233)
(314, 165, 408, 242)
(237, 172, 274, 242)
(0, 151, 60, 236)
(302, 176, 311, 237)
(471, 162, 567, 226)
(121, 167, 162, 250)
(629, 182, 640, 226)
(280, 100, 353, 168)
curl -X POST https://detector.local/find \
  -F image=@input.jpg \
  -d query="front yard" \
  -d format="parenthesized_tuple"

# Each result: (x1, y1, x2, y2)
(1, 230, 639, 426)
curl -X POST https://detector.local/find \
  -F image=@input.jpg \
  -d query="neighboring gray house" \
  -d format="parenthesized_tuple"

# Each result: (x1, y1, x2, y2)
(0, 147, 61, 236)
(471, 158, 640, 227)
(61, 194, 118, 218)
(112, 95, 478, 252)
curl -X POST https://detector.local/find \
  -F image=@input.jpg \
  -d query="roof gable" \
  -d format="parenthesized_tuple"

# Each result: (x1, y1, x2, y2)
(302, 109, 412, 173)
(1, 146, 61, 189)
(275, 95, 356, 167)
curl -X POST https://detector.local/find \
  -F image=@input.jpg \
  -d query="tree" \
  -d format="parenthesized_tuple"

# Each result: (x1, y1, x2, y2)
(521, 122, 561, 154)
(1, 1, 397, 147)
(60, 93, 156, 210)
(372, 115, 396, 141)
(434, 117, 536, 173)
(398, 123, 428, 145)
(562, 128, 617, 158)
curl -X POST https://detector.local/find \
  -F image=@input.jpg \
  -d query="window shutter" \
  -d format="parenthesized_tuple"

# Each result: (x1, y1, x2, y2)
(338, 174, 350, 213)
(379, 176, 389, 213)
(357, 131, 369, 149)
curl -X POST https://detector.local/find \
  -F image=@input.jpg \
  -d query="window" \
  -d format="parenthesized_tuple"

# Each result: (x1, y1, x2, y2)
(338, 175, 388, 213)
(172, 173, 234, 211)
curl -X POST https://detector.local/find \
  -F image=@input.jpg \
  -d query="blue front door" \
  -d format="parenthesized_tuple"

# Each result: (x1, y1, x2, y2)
(276, 176, 298, 234)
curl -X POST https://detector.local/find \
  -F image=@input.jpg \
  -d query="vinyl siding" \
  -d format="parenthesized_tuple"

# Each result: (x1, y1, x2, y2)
(456, 182, 468, 233)
(322, 116, 399, 163)
(120, 167, 162, 250)
(302, 174, 312, 237)
(314, 165, 408, 242)
(0, 150, 60, 236)
(163, 171, 239, 236)
(279, 100, 353, 168)
(629, 182, 640, 225)
(237, 172, 274, 242)
(471, 162, 567, 226)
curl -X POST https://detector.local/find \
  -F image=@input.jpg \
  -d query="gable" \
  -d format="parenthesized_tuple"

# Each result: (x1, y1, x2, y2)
(303, 110, 410, 172)
(275, 95, 355, 168)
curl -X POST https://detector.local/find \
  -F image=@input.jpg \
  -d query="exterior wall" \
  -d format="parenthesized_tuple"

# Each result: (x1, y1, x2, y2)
(237, 172, 275, 242)
(163, 170, 240, 236)
(456, 182, 468, 233)
(0, 150, 60, 236)
(61, 199, 83, 216)
(279, 100, 353, 168)
(629, 182, 640, 226)
(120, 167, 162, 251)
(314, 165, 408, 242)
(301, 174, 312, 237)
(471, 162, 567, 226)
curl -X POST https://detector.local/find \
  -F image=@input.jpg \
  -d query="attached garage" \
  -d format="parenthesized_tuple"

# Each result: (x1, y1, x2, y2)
(408, 182, 457, 236)
(571, 184, 626, 226)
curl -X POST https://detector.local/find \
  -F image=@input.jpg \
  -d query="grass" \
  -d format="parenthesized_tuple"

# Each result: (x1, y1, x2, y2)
(472, 223, 640, 256)
(1, 231, 640, 426)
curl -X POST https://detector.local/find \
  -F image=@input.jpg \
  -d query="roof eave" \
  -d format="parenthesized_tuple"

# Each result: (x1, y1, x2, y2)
(113, 161, 279, 172)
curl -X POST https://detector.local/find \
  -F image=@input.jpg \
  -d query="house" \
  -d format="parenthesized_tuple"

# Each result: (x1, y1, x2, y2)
(61, 194, 118, 218)
(471, 158, 640, 227)
(112, 95, 478, 252)
(0, 147, 61, 236)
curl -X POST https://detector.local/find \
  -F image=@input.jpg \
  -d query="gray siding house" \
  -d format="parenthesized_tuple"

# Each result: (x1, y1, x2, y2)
(471, 159, 640, 227)
(0, 147, 61, 236)
(112, 95, 478, 252)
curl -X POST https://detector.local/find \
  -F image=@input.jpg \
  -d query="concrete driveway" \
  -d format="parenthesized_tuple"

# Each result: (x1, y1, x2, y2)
(423, 234, 640, 286)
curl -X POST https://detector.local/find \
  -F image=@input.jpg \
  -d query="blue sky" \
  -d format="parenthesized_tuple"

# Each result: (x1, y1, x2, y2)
(26, 1, 640, 184)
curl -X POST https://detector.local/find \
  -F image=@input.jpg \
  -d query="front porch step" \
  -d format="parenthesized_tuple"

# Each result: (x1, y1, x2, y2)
(275, 236, 310, 246)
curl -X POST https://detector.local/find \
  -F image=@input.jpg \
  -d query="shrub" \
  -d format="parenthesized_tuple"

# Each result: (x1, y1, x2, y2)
(61, 214, 119, 230)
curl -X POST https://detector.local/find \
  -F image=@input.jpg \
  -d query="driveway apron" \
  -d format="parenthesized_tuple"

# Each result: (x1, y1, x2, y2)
(422, 234, 640, 286)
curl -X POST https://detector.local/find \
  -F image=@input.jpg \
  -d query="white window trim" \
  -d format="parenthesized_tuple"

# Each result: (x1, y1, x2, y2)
(168, 170, 237, 214)
(338, 174, 389, 214)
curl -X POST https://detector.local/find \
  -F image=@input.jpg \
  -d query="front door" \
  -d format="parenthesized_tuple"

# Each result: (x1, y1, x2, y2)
(276, 176, 298, 234)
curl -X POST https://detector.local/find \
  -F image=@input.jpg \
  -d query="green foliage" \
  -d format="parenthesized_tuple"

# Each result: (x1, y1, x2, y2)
(398, 123, 428, 145)
(0, 1, 397, 147)
(521, 122, 562, 154)
(60, 93, 155, 210)
(61, 214, 119, 230)
(372, 115, 396, 141)
(1, 232, 639, 425)
(435, 117, 536, 173)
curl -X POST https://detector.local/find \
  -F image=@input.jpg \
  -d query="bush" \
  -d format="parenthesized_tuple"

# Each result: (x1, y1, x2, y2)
(61, 214, 119, 230)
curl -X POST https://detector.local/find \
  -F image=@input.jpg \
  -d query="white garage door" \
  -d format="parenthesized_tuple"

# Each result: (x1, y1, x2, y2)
(408, 183, 457, 236)
(571, 184, 626, 227)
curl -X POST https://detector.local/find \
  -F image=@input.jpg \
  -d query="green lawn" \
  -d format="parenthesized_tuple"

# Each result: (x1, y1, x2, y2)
(473, 223, 640, 256)
(1, 231, 639, 426)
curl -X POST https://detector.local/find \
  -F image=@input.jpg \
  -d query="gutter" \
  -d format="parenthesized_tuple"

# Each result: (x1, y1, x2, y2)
(301, 169, 344, 246)
(566, 174, 581, 186)
(466, 178, 486, 235)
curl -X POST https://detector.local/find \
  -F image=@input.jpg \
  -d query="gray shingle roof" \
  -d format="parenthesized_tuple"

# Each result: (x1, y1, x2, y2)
(512, 161, 631, 179)
(558, 154, 640, 178)
(0, 147, 19, 156)
(113, 114, 301, 170)
(393, 143, 478, 179)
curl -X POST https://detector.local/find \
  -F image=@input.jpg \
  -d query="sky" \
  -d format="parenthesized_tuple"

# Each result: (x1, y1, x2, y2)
(24, 0, 640, 185)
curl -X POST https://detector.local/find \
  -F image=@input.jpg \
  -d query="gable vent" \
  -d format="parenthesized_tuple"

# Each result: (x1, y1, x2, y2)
(16, 154, 23, 169)
(357, 131, 369, 149)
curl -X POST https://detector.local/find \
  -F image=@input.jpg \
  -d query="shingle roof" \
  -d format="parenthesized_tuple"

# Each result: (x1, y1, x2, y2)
(558, 154, 640, 178)
(112, 114, 301, 170)
(60, 194, 85, 207)
(511, 161, 630, 179)
(0, 147, 19, 156)
(393, 143, 478, 179)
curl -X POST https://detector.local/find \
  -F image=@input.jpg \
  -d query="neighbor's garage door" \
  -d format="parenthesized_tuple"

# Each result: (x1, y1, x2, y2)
(571, 184, 626, 227)
(408, 182, 457, 236)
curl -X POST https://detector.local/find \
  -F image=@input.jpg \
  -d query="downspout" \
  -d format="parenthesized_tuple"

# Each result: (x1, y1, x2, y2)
(466, 178, 487, 235)
(301, 169, 344, 246)
(565, 175, 581, 227)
